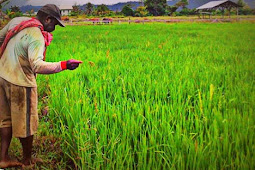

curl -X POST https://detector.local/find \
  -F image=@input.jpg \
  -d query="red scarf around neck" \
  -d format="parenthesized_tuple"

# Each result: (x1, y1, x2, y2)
(0, 18, 53, 60)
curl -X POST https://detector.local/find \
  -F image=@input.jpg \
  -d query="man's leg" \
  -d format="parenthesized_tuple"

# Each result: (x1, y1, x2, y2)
(0, 127, 23, 168)
(0, 127, 12, 161)
(19, 135, 33, 165)
(0, 78, 12, 162)
(0, 78, 22, 168)
(19, 135, 43, 166)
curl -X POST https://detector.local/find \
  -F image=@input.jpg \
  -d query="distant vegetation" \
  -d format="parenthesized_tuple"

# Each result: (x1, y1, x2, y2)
(69, 0, 255, 17)
(0, 0, 255, 20)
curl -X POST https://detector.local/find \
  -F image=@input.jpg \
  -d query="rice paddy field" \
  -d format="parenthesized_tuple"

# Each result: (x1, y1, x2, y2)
(37, 22, 255, 169)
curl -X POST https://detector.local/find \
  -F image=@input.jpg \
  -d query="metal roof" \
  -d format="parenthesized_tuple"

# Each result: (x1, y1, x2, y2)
(196, 0, 235, 10)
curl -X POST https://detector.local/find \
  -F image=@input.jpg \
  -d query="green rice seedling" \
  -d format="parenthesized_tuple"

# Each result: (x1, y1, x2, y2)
(37, 22, 255, 169)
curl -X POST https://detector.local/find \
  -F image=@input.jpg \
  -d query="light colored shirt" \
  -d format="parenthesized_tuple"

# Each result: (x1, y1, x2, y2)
(0, 17, 62, 87)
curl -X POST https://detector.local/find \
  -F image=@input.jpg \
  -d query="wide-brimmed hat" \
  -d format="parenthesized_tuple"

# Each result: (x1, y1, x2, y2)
(38, 4, 65, 27)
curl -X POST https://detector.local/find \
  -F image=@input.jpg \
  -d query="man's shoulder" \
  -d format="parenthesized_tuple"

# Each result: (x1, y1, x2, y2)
(21, 27, 44, 42)
(8, 17, 32, 30)
(26, 27, 42, 33)
(11, 17, 31, 21)
(9, 17, 31, 24)
(10, 17, 43, 36)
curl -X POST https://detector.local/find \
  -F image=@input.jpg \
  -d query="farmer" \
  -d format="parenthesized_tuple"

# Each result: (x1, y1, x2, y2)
(0, 4, 82, 168)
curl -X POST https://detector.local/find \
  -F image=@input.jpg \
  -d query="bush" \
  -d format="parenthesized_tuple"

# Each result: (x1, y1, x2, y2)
(69, 11, 79, 16)
(239, 8, 253, 15)
(135, 6, 148, 17)
(134, 12, 141, 17)
(61, 16, 70, 21)
(252, 9, 255, 15)
(0, 19, 9, 28)
(179, 8, 197, 16)
(9, 12, 23, 19)
(166, 6, 178, 16)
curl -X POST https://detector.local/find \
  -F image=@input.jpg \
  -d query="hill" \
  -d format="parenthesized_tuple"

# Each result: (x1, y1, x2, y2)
(20, 5, 42, 13)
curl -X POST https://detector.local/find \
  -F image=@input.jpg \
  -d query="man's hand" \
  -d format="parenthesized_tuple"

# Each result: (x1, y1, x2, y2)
(66, 59, 83, 70)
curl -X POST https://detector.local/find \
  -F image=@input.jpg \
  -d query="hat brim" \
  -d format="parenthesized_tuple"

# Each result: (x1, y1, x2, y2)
(38, 8, 65, 27)
(55, 18, 65, 27)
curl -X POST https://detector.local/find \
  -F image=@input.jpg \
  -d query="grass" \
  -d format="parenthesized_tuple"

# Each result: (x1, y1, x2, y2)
(33, 22, 255, 169)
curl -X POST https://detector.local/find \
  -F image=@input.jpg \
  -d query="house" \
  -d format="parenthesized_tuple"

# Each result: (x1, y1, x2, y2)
(196, 0, 241, 11)
(59, 5, 73, 16)
(196, 0, 241, 18)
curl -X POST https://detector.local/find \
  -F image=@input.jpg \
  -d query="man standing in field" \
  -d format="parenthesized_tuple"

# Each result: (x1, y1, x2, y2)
(0, 4, 82, 168)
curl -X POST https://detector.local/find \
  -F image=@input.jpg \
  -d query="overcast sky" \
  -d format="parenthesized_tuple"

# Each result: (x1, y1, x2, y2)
(7, 0, 142, 6)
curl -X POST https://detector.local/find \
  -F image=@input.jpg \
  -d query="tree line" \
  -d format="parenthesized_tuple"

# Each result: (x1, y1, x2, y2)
(0, 0, 254, 20)
(76, 0, 191, 17)
(77, 0, 254, 17)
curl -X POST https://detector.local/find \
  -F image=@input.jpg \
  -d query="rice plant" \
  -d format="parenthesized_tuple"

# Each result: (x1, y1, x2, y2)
(37, 22, 255, 169)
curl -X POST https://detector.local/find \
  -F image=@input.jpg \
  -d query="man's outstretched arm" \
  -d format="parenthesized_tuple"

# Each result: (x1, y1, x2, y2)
(28, 39, 82, 74)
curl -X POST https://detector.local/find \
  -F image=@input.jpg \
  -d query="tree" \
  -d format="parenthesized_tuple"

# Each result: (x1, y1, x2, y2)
(166, 5, 177, 16)
(0, 0, 9, 9)
(144, 0, 167, 16)
(10, 5, 21, 13)
(175, 0, 189, 9)
(121, 4, 134, 16)
(0, 0, 9, 19)
(135, 6, 148, 17)
(95, 4, 109, 16)
(4, 5, 23, 19)
(71, 4, 81, 16)
(0, 0, 8, 21)
(238, 1, 252, 15)
(237, 0, 246, 8)
(96, 4, 109, 12)
(85, 2, 93, 15)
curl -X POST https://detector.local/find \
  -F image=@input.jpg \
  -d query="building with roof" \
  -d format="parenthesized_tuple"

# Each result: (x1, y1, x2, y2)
(197, 0, 241, 11)
(196, 0, 241, 18)
(59, 5, 73, 16)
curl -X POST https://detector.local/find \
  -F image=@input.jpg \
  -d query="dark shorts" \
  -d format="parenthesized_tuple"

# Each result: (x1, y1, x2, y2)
(0, 77, 38, 138)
